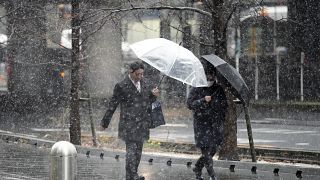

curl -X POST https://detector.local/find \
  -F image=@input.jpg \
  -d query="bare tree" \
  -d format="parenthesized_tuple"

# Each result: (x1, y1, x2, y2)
(2, 0, 122, 145)
(2, 0, 259, 149)
(103, 0, 258, 160)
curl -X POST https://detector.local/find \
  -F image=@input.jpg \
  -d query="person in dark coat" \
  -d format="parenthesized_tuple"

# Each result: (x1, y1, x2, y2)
(187, 68, 228, 180)
(100, 61, 159, 180)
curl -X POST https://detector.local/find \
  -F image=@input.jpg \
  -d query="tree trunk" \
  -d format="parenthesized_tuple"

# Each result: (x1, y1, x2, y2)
(160, 10, 170, 40)
(210, 0, 239, 159)
(198, 2, 214, 55)
(69, 0, 82, 145)
(218, 91, 239, 160)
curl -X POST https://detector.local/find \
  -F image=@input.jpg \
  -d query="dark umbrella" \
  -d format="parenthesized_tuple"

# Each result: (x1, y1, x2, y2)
(201, 54, 256, 162)
(201, 54, 250, 105)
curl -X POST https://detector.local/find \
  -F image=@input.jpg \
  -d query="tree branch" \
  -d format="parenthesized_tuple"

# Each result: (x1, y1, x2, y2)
(101, 5, 211, 17)
(168, 24, 213, 47)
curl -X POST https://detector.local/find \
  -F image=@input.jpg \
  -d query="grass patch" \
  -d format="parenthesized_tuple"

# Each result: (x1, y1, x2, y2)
(144, 140, 161, 149)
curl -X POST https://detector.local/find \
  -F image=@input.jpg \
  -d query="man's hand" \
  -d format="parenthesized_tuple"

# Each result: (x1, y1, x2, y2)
(152, 87, 160, 97)
(204, 96, 212, 102)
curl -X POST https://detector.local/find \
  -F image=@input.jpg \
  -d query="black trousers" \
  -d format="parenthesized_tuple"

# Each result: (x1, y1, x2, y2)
(125, 140, 144, 180)
(194, 146, 217, 176)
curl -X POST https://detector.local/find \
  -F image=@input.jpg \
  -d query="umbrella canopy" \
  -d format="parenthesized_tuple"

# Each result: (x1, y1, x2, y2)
(129, 38, 208, 87)
(201, 54, 250, 105)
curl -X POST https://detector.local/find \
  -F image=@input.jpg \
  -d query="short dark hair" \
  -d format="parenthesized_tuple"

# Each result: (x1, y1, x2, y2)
(129, 61, 144, 72)
(205, 66, 216, 75)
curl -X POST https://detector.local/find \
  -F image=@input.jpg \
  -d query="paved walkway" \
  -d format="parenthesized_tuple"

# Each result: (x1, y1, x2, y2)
(1, 137, 320, 180)
(1, 107, 320, 179)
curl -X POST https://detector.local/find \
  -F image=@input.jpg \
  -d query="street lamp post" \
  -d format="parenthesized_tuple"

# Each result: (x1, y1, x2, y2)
(274, 5, 280, 101)
(300, 52, 304, 101)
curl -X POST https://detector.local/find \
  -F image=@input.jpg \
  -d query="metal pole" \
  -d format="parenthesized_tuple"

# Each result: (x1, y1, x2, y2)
(234, 7, 241, 72)
(186, 85, 190, 101)
(251, 26, 258, 100)
(243, 104, 256, 162)
(50, 141, 77, 180)
(276, 52, 280, 101)
(88, 95, 98, 147)
(254, 54, 259, 100)
(80, 97, 98, 147)
(274, 6, 280, 101)
(300, 52, 304, 101)
(235, 28, 241, 72)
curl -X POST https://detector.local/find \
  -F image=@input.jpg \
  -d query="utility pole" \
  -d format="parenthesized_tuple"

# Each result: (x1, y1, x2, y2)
(250, 26, 259, 100)
(300, 52, 304, 102)
(234, 8, 241, 72)
(274, 2, 281, 101)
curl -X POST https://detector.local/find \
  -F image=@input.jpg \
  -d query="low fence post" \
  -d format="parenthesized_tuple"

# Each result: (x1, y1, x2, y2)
(50, 141, 77, 180)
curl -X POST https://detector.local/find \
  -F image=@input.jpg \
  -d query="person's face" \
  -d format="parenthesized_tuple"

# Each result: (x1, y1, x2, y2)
(206, 73, 215, 81)
(130, 68, 144, 82)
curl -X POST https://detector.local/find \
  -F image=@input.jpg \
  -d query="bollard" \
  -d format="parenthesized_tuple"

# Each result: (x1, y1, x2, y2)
(50, 141, 77, 180)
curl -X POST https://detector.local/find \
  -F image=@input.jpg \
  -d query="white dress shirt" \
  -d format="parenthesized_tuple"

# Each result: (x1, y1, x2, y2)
(129, 75, 141, 92)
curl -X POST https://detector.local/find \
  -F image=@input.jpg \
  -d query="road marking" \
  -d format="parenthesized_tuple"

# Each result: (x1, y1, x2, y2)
(0, 171, 39, 180)
(31, 128, 69, 132)
(237, 138, 285, 144)
(161, 123, 188, 127)
(239, 128, 318, 134)
(238, 143, 276, 148)
(295, 143, 309, 146)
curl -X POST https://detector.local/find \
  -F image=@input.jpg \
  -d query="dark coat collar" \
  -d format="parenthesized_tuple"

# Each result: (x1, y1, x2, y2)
(123, 75, 146, 93)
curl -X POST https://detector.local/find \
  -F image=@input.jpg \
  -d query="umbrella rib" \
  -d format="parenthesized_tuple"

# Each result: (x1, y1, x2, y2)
(132, 43, 178, 75)
(165, 45, 179, 75)
(185, 71, 195, 82)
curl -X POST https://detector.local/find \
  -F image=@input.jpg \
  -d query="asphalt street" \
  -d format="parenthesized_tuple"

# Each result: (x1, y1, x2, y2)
(92, 120, 320, 152)
(171, 120, 319, 151)
(1, 109, 320, 152)
(237, 121, 320, 151)
(31, 119, 320, 152)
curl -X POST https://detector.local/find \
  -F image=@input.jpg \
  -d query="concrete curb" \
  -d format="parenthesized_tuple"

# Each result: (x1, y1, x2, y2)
(157, 141, 320, 164)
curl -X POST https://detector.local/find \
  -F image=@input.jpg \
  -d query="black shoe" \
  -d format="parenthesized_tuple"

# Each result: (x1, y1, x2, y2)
(209, 175, 218, 180)
(134, 176, 145, 180)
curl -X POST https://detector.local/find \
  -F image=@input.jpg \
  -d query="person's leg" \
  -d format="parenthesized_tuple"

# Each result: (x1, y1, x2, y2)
(193, 148, 206, 179)
(125, 141, 144, 180)
(201, 146, 217, 178)
(125, 141, 134, 180)
(133, 141, 143, 178)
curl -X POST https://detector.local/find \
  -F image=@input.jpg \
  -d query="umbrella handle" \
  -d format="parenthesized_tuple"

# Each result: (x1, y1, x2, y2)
(157, 75, 165, 88)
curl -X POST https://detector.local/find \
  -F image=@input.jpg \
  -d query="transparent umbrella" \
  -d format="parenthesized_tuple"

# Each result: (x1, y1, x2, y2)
(129, 38, 208, 87)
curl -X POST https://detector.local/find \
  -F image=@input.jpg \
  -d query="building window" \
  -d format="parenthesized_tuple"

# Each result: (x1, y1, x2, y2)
(58, 4, 72, 19)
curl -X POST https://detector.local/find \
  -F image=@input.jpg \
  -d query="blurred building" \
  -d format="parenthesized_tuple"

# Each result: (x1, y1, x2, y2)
(1, 0, 319, 108)
(1, 0, 123, 109)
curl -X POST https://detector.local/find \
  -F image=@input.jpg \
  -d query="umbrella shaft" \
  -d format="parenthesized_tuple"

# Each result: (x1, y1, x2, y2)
(157, 75, 165, 87)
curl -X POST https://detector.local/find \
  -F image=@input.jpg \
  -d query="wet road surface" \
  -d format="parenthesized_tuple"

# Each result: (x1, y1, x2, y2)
(1, 141, 320, 180)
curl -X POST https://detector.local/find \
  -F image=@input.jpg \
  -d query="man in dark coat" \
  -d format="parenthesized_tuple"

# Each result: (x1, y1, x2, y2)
(187, 68, 228, 180)
(100, 61, 159, 180)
